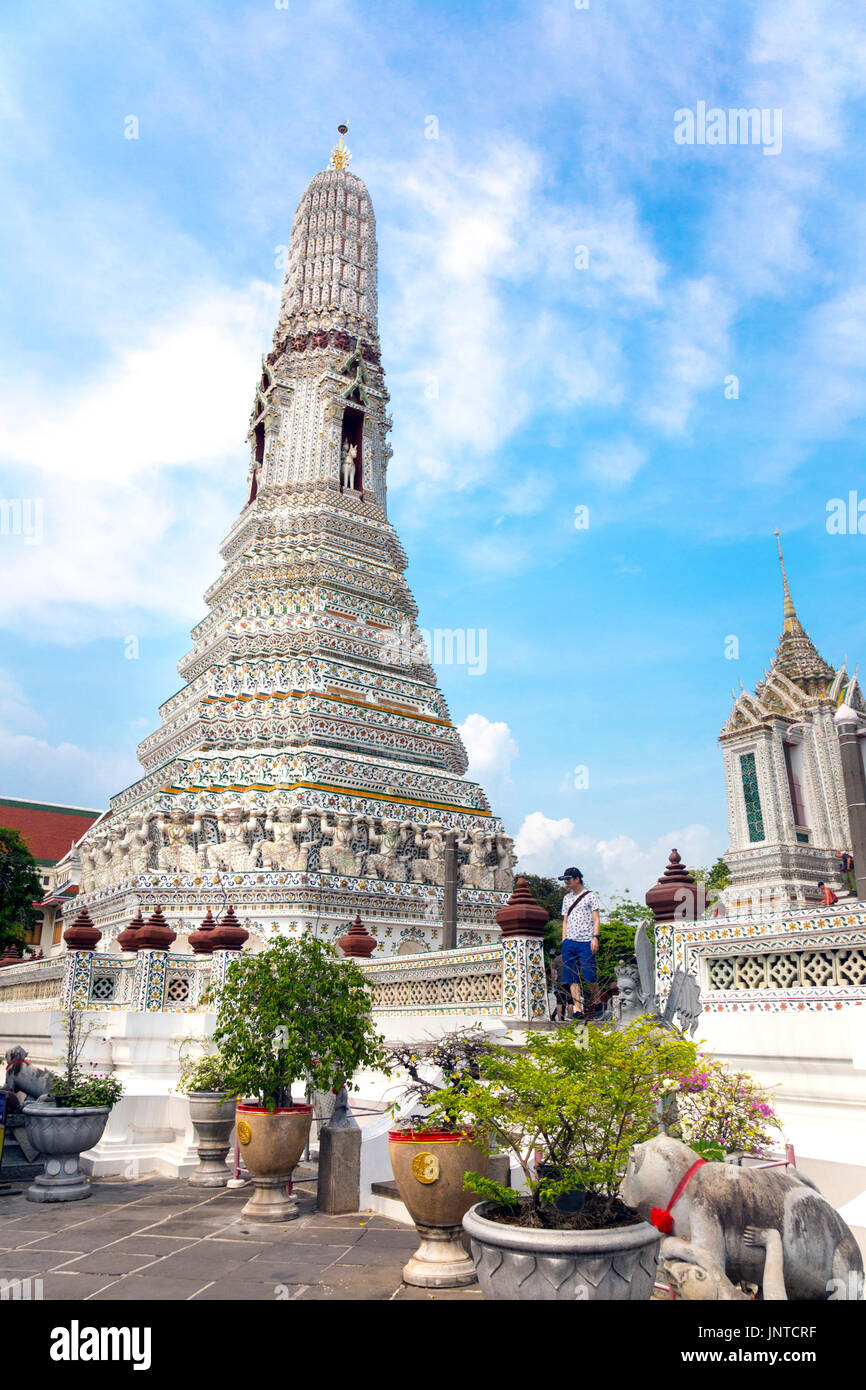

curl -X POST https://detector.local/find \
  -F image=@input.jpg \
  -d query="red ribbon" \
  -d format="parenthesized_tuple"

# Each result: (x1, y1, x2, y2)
(650, 1158, 706, 1235)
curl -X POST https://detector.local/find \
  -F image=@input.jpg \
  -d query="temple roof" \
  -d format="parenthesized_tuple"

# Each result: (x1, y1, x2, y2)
(718, 534, 856, 739)
(769, 531, 836, 694)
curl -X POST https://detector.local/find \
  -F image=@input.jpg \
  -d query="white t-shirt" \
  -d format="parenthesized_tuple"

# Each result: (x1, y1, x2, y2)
(562, 889, 599, 942)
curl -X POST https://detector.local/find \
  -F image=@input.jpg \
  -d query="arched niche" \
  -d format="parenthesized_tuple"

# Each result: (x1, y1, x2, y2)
(340, 406, 364, 494)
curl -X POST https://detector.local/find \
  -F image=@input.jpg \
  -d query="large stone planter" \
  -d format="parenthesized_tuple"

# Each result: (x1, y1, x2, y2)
(463, 1201, 660, 1300)
(22, 1101, 111, 1203)
(389, 1131, 488, 1288)
(187, 1091, 236, 1187)
(236, 1103, 312, 1222)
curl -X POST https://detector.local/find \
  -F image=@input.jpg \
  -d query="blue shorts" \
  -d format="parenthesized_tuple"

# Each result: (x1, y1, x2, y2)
(561, 939, 597, 986)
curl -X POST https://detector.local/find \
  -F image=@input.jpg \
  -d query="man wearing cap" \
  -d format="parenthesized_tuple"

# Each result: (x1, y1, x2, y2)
(559, 867, 602, 1022)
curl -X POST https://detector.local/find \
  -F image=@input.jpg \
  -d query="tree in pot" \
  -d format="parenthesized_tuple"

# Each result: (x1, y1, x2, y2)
(175, 1043, 236, 1188)
(23, 1009, 123, 1204)
(423, 1018, 699, 1300)
(386, 1027, 495, 1289)
(212, 934, 385, 1222)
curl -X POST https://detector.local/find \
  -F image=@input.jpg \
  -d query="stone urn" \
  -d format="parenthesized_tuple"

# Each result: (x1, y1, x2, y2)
(22, 1100, 111, 1203)
(389, 1130, 489, 1288)
(187, 1091, 237, 1187)
(462, 1201, 661, 1300)
(235, 1102, 312, 1222)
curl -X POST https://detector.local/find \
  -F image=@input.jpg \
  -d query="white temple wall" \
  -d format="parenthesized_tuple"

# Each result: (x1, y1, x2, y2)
(698, 1007, 866, 1169)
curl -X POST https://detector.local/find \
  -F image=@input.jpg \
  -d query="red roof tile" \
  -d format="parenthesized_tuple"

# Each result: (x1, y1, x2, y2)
(0, 798, 102, 865)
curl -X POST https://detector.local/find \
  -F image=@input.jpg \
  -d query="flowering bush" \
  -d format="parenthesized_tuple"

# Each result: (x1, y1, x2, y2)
(51, 1070, 124, 1109)
(674, 1058, 784, 1157)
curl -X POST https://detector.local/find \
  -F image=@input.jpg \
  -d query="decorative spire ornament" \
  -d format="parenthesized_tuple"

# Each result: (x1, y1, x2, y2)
(329, 122, 352, 170)
(775, 529, 803, 636)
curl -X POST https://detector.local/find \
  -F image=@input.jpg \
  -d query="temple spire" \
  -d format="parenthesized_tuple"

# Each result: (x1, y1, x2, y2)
(775, 529, 803, 636)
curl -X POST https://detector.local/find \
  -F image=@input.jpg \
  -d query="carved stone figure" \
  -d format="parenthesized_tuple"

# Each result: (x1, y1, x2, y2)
(157, 808, 203, 874)
(79, 842, 97, 894)
(341, 440, 357, 490)
(621, 1134, 864, 1301)
(493, 834, 517, 891)
(5, 1046, 57, 1101)
(207, 803, 258, 872)
(367, 819, 410, 881)
(459, 829, 495, 890)
(93, 831, 116, 889)
(261, 807, 311, 871)
(613, 924, 701, 1035)
(411, 824, 446, 887)
(665, 1227, 786, 1300)
(120, 811, 153, 877)
(320, 813, 362, 876)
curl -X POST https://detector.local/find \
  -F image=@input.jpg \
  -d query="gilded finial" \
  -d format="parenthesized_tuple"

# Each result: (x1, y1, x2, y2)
(774, 529, 800, 635)
(330, 122, 352, 171)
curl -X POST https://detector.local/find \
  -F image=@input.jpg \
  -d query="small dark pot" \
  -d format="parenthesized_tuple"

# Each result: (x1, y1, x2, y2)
(536, 1163, 586, 1215)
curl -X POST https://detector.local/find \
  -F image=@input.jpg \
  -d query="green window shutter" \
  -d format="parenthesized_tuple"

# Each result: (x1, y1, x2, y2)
(740, 752, 765, 843)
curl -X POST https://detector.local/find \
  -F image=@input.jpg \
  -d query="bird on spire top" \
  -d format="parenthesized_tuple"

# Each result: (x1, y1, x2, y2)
(330, 122, 351, 170)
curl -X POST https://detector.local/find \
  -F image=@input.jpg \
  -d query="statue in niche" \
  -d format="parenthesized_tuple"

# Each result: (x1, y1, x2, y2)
(341, 439, 358, 491)
(320, 813, 362, 876)
(367, 819, 412, 881)
(157, 808, 203, 874)
(459, 829, 495, 890)
(411, 824, 447, 887)
(261, 807, 311, 871)
(493, 834, 517, 891)
(207, 803, 258, 872)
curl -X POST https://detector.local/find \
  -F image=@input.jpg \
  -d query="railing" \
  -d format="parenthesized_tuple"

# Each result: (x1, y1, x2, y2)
(656, 904, 866, 1012)
(358, 945, 504, 1015)
(0, 958, 65, 1010)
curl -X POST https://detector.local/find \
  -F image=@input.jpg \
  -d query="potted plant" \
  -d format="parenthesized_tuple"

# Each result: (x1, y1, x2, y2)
(212, 933, 385, 1222)
(423, 1018, 699, 1300)
(23, 1009, 123, 1204)
(386, 1028, 494, 1289)
(176, 1043, 236, 1188)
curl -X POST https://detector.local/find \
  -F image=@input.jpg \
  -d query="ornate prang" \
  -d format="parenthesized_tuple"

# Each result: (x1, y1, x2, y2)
(116, 908, 145, 953)
(645, 849, 700, 925)
(210, 905, 249, 952)
(188, 908, 219, 956)
(495, 876, 548, 939)
(63, 906, 103, 952)
(338, 912, 377, 958)
(136, 905, 177, 952)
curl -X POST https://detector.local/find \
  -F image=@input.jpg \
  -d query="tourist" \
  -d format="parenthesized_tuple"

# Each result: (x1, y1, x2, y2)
(818, 881, 838, 907)
(558, 867, 602, 1021)
(840, 851, 857, 895)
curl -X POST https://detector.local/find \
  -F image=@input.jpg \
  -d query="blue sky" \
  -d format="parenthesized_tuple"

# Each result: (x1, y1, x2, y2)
(2, 0, 866, 899)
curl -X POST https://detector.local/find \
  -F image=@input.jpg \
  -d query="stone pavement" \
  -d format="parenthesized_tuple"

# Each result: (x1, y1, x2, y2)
(0, 1168, 482, 1302)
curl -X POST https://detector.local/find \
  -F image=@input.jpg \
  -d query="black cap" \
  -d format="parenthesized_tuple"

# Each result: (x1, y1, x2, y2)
(559, 867, 582, 882)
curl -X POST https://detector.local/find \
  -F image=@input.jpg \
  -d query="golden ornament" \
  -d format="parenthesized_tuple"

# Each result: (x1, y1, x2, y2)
(237, 1119, 252, 1146)
(411, 1151, 440, 1184)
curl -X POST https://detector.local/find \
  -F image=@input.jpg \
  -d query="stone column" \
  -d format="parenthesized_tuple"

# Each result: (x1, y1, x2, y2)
(834, 704, 866, 901)
(442, 831, 458, 950)
(646, 850, 701, 1012)
(496, 876, 548, 1022)
(317, 1085, 361, 1215)
(60, 907, 103, 1008)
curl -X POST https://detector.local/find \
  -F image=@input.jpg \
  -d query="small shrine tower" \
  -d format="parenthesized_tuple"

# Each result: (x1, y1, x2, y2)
(719, 532, 865, 912)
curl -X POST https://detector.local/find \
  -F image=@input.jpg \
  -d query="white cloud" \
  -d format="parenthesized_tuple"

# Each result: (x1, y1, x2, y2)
(0, 671, 132, 806)
(459, 713, 519, 782)
(0, 283, 276, 640)
(583, 438, 647, 487)
(514, 811, 720, 901)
